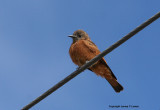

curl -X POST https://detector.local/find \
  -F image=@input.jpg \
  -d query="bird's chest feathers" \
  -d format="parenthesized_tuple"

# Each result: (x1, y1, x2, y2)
(69, 41, 87, 66)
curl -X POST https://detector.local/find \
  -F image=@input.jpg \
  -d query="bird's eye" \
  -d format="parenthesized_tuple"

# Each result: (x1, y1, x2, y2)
(78, 35, 81, 38)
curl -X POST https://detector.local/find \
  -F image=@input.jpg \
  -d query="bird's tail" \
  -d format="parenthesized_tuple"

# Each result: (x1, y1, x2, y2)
(105, 78, 123, 93)
(89, 61, 123, 93)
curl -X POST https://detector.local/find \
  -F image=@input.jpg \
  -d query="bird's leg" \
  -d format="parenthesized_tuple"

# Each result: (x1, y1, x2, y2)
(76, 66, 81, 70)
(85, 60, 93, 71)
(85, 60, 96, 68)
(86, 60, 99, 70)
(76, 61, 90, 70)
(76, 60, 96, 70)
(85, 60, 89, 64)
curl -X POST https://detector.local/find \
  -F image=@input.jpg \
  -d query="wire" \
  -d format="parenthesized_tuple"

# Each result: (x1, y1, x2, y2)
(21, 12, 160, 110)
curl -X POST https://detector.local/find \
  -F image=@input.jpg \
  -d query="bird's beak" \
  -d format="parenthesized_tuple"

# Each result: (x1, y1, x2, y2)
(68, 35, 76, 38)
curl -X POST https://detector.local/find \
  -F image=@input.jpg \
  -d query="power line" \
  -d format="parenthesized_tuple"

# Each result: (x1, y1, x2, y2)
(21, 12, 160, 110)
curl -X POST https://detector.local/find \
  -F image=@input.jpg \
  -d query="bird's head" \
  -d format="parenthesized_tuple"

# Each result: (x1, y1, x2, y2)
(68, 29, 90, 43)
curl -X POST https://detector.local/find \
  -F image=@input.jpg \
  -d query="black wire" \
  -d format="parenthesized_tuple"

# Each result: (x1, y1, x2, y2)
(21, 12, 160, 110)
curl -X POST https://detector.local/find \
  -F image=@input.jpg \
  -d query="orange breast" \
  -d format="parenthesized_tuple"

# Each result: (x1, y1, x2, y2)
(69, 40, 88, 66)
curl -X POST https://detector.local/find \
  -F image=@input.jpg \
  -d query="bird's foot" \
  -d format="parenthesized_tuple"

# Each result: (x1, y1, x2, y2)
(76, 66, 81, 70)
(85, 60, 89, 64)
(86, 60, 95, 68)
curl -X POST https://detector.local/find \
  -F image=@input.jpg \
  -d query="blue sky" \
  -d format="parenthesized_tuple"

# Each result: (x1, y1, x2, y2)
(0, 0, 160, 110)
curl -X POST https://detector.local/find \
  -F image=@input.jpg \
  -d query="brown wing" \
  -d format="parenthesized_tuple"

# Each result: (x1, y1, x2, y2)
(83, 40, 117, 80)
(100, 58, 117, 80)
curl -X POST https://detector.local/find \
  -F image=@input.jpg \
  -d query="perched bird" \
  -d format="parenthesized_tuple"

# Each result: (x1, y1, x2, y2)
(68, 29, 123, 93)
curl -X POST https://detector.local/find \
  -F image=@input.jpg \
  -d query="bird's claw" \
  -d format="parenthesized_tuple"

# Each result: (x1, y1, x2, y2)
(86, 61, 89, 64)
(76, 66, 81, 70)
(76, 61, 90, 70)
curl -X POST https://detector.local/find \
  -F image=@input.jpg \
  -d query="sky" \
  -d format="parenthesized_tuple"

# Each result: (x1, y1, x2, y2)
(0, 0, 160, 110)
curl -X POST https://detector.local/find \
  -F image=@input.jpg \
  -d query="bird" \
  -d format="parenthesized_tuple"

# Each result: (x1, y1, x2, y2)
(68, 29, 123, 93)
